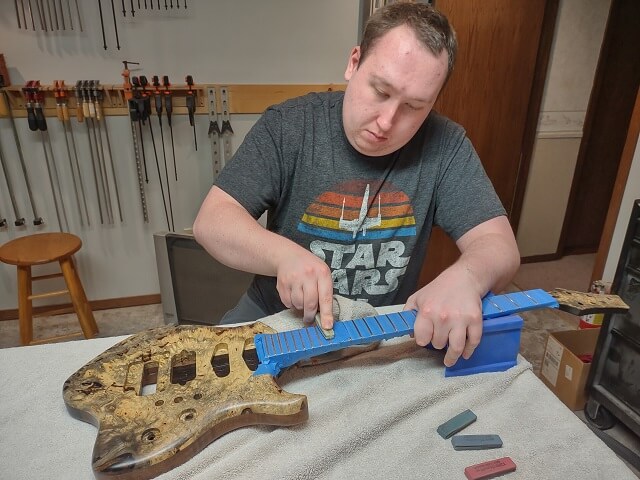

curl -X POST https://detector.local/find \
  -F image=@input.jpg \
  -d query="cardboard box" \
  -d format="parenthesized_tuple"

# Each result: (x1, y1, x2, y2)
(540, 328, 600, 411)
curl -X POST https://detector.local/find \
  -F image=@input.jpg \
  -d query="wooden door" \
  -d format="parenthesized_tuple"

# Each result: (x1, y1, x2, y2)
(560, 0, 640, 256)
(418, 0, 556, 286)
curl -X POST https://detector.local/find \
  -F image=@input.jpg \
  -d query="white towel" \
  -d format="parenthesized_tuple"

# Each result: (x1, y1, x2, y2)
(261, 294, 377, 330)
(0, 303, 637, 480)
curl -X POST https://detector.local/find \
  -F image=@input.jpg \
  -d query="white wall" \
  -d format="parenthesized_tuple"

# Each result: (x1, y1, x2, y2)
(516, 136, 582, 256)
(603, 135, 640, 283)
(0, 1, 360, 310)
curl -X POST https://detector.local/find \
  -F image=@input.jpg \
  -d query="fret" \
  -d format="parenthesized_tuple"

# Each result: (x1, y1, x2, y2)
(279, 332, 292, 354)
(262, 334, 272, 356)
(279, 332, 289, 353)
(271, 333, 282, 353)
(363, 316, 384, 336)
(351, 319, 366, 339)
(499, 294, 523, 313)
(375, 314, 397, 334)
(482, 296, 505, 318)
(333, 322, 352, 342)
(343, 320, 362, 343)
(299, 328, 314, 350)
(305, 327, 320, 348)
(503, 293, 521, 307)
(272, 333, 283, 355)
(293, 329, 305, 351)
(387, 312, 411, 333)
(353, 318, 373, 340)
(398, 311, 417, 329)
(285, 331, 298, 352)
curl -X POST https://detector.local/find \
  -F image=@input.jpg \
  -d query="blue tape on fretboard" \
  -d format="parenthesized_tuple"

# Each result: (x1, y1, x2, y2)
(254, 289, 559, 377)
(482, 289, 558, 319)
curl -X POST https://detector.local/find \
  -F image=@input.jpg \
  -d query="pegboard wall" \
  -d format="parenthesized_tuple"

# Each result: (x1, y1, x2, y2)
(0, 1, 359, 312)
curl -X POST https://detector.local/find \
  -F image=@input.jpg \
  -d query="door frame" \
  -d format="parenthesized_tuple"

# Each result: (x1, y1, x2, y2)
(557, 0, 640, 258)
(591, 87, 640, 283)
(418, 0, 559, 285)
(510, 0, 559, 234)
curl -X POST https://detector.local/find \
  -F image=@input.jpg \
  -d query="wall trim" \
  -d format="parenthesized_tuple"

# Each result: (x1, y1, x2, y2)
(520, 253, 563, 264)
(538, 110, 585, 133)
(0, 294, 161, 322)
(537, 130, 583, 139)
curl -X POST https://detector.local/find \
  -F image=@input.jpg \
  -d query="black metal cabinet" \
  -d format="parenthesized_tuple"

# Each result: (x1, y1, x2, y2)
(585, 199, 640, 435)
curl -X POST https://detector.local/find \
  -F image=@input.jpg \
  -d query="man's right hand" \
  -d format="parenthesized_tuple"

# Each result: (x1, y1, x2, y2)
(194, 186, 335, 328)
(276, 248, 335, 329)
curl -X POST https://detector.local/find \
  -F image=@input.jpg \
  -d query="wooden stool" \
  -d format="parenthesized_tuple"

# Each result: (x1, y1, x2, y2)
(0, 232, 99, 346)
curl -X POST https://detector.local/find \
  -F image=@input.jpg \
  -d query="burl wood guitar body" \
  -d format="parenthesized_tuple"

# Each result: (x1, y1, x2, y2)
(63, 323, 307, 480)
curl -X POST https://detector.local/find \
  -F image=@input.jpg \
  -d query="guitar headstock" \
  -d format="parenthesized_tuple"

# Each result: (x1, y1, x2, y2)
(63, 323, 308, 480)
(548, 288, 629, 316)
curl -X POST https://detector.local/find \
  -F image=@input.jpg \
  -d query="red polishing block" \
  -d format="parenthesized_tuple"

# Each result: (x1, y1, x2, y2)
(464, 457, 517, 480)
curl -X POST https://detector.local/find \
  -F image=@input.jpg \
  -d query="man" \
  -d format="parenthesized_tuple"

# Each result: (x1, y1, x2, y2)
(193, 3, 520, 367)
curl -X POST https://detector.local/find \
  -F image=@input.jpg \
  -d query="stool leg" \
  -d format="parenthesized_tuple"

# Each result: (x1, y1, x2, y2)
(17, 265, 33, 346)
(60, 256, 99, 339)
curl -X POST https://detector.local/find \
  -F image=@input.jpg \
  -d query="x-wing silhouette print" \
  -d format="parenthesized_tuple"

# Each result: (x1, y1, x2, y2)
(338, 184, 381, 238)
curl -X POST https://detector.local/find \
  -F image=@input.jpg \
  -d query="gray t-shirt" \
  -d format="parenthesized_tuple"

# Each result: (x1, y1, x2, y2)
(215, 91, 505, 313)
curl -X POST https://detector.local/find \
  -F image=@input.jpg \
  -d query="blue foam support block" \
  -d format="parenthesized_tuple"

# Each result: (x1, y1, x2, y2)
(444, 314, 523, 377)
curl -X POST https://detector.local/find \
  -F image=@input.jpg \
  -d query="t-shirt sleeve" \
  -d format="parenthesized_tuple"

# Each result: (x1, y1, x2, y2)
(215, 108, 285, 219)
(433, 121, 507, 241)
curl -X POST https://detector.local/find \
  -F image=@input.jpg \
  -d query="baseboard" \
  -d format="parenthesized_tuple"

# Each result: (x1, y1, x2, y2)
(521, 248, 598, 264)
(0, 294, 161, 322)
(520, 253, 563, 264)
(562, 246, 598, 256)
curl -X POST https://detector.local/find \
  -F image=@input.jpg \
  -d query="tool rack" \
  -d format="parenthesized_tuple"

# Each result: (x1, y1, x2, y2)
(0, 83, 346, 117)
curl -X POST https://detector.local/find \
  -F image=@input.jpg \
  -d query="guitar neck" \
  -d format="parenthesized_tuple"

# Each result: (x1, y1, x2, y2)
(254, 289, 558, 376)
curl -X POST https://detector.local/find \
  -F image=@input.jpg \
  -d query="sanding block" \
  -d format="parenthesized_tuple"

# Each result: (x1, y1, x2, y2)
(314, 313, 335, 340)
(437, 409, 477, 439)
(451, 434, 503, 450)
(464, 457, 516, 480)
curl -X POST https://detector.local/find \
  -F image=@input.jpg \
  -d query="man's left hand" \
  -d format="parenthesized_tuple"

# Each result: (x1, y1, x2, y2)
(404, 267, 483, 367)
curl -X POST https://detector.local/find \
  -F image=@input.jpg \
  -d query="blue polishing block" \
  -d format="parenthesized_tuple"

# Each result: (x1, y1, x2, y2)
(444, 314, 523, 377)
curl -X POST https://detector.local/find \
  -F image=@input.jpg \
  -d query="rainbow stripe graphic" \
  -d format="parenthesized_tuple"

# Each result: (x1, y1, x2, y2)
(297, 180, 416, 242)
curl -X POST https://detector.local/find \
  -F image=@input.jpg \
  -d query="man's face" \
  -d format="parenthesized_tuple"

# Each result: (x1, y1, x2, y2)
(342, 25, 449, 157)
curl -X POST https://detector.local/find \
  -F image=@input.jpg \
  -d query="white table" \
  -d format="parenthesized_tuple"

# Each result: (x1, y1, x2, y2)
(1, 320, 637, 480)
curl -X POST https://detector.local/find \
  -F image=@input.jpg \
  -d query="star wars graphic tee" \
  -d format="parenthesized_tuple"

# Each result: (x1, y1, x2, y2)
(215, 91, 505, 314)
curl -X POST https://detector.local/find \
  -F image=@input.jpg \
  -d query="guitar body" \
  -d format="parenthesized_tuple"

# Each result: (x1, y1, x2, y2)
(63, 323, 308, 480)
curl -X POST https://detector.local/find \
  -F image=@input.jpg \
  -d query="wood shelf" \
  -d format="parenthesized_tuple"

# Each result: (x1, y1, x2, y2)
(0, 83, 346, 118)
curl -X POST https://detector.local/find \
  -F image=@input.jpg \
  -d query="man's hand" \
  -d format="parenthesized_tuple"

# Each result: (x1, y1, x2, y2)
(404, 266, 483, 368)
(276, 248, 335, 329)
(405, 216, 520, 367)
(194, 187, 336, 328)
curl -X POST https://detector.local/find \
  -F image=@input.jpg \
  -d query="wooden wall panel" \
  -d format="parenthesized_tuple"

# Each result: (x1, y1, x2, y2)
(419, 0, 550, 286)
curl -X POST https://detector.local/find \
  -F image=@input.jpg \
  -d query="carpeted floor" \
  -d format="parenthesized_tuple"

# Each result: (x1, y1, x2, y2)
(513, 253, 596, 293)
(510, 252, 597, 374)
(0, 303, 165, 349)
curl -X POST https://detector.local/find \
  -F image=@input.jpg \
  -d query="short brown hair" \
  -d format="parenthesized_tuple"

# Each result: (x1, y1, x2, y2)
(360, 2, 457, 77)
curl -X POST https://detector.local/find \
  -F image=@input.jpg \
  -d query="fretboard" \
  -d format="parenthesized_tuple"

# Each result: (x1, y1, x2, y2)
(253, 288, 558, 376)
